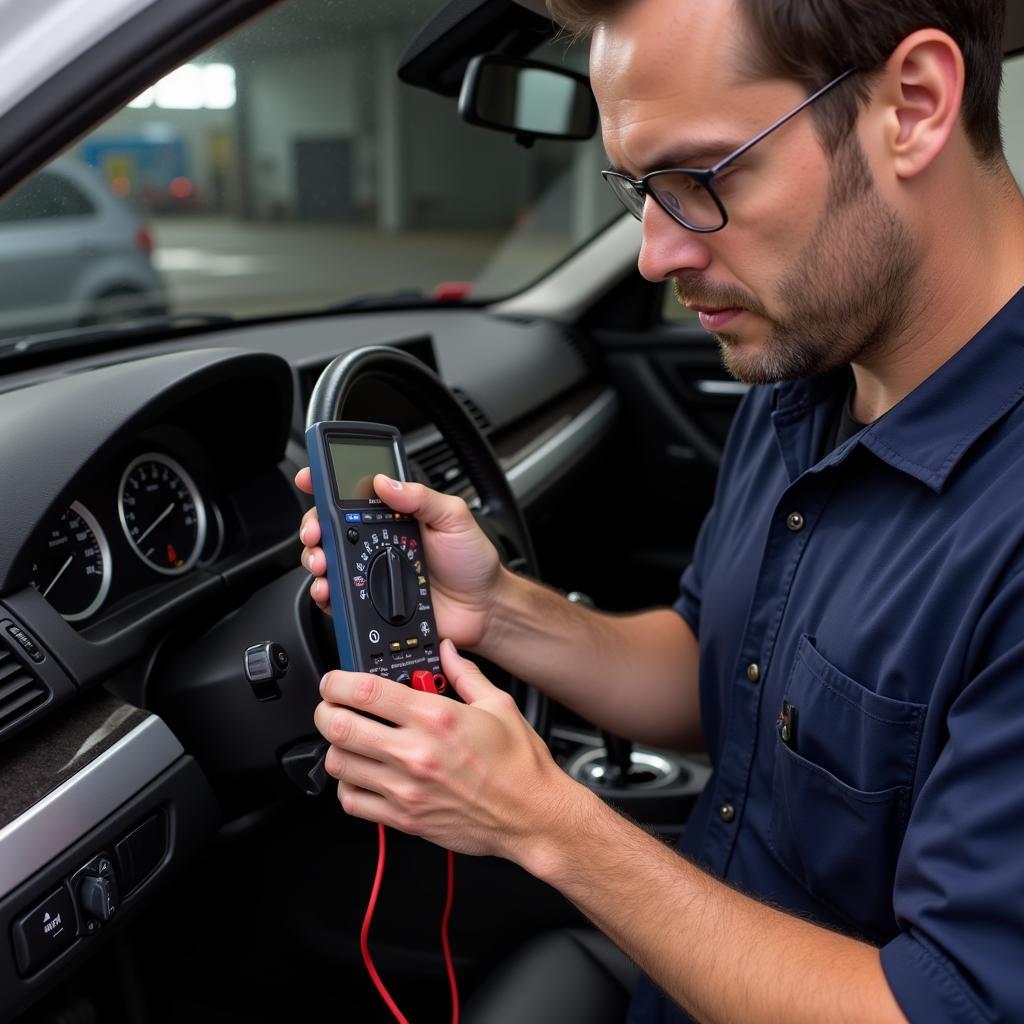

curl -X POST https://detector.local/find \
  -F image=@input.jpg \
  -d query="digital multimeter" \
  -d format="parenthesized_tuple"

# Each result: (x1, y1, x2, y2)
(306, 420, 448, 696)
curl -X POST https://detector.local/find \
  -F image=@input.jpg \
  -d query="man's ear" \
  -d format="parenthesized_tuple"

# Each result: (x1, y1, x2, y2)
(874, 29, 965, 180)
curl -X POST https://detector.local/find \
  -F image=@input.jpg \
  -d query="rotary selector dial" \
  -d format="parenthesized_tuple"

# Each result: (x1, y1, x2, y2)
(368, 546, 418, 624)
(351, 525, 429, 624)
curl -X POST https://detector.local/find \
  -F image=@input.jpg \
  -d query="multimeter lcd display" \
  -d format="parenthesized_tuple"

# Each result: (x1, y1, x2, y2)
(328, 437, 400, 501)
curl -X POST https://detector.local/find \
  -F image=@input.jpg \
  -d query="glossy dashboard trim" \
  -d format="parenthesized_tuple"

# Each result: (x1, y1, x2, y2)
(506, 387, 618, 500)
(0, 715, 183, 898)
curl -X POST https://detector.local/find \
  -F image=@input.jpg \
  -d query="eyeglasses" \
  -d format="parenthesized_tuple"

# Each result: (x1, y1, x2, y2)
(601, 68, 856, 233)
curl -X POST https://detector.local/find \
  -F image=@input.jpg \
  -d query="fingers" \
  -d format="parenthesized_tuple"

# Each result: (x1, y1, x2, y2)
(372, 474, 476, 533)
(299, 508, 321, 548)
(439, 638, 496, 704)
(309, 576, 330, 610)
(319, 670, 423, 729)
(295, 476, 330, 610)
(314, 695, 403, 762)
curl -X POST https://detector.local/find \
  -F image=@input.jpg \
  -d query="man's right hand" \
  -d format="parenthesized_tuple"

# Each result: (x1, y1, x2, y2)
(295, 467, 504, 651)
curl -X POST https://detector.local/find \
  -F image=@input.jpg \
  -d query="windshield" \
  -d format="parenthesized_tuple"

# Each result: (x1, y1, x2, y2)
(0, 0, 620, 341)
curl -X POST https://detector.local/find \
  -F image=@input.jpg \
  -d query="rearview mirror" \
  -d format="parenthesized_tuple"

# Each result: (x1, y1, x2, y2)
(458, 54, 598, 143)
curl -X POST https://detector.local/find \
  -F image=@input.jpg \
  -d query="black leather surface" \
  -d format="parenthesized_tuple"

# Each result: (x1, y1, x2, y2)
(463, 927, 639, 1024)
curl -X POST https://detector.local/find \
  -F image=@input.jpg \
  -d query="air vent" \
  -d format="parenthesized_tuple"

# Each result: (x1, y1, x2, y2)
(414, 437, 466, 493)
(451, 388, 490, 433)
(0, 635, 47, 728)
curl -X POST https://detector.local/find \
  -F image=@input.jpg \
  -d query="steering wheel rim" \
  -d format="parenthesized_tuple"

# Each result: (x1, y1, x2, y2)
(307, 345, 548, 738)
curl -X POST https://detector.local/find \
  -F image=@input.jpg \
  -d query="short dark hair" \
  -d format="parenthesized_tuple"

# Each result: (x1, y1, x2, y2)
(548, 0, 1007, 161)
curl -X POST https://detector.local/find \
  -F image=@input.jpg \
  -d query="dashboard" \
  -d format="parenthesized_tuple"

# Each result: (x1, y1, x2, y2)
(0, 306, 617, 1021)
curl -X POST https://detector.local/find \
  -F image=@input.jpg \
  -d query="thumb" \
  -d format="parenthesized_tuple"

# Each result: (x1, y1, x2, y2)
(372, 474, 475, 533)
(440, 639, 495, 704)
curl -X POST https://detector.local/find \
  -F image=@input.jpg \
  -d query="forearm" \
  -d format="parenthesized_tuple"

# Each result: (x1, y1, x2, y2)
(527, 784, 907, 1024)
(479, 567, 703, 750)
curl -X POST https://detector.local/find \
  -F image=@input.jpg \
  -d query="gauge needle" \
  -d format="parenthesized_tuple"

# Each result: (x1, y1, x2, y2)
(43, 555, 73, 598)
(136, 502, 175, 544)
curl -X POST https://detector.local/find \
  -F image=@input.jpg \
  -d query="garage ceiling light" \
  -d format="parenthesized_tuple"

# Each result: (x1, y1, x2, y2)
(128, 64, 236, 110)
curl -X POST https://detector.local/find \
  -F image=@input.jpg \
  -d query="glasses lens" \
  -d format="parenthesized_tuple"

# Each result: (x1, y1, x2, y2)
(603, 173, 645, 221)
(649, 172, 724, 230)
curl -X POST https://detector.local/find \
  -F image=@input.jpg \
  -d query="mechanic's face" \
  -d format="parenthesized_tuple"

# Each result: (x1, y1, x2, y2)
(591, 0, 917, 384)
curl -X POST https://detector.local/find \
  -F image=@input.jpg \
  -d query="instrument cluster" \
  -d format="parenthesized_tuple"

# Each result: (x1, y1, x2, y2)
(29, 446, 225, 625)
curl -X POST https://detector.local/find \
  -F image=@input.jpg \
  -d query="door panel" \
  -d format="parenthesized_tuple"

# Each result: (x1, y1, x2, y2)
(590, 316, 747, 606)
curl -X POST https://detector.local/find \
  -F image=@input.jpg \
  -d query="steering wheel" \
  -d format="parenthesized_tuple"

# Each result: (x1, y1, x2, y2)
(306, 345, 549, 738)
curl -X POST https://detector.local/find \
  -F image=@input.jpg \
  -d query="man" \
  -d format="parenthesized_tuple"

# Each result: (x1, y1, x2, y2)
(296, 0, 1024, 1019)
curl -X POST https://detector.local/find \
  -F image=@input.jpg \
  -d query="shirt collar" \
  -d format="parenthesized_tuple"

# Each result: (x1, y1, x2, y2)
(772, 288, 1024, 493)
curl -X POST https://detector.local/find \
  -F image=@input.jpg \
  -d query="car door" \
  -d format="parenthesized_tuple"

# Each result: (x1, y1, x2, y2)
(563, 269, 746, 611)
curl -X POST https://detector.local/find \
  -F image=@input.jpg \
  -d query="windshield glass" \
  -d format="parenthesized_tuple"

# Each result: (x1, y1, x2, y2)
(0, 0, 620, 340)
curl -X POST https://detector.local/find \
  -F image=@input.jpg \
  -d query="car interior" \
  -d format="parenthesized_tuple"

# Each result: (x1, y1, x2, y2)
(0, 0, 1022, 1021)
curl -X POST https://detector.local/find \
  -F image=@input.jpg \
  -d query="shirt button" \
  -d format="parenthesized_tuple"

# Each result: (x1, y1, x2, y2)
(719, 803, 736, 823)
(746, 663, 760, 683)
(786, 511, 805, 532)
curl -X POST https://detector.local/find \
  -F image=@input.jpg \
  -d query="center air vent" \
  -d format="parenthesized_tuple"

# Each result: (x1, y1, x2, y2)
(0, 634, 48, 728)
(451, 388, 490, 433)
(411, 390, 490, 494)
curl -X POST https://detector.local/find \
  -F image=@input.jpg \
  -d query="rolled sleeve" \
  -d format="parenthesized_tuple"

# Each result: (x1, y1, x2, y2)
(880, 568, 1024, 1023)
(882, 932, 992, 1024)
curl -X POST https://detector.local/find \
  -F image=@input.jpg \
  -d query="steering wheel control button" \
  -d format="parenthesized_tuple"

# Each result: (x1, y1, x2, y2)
(244, 642, 288, 701)
(786, 511, 806, 532)
(6, 624, 44, 662)
(12, 886, 77, 975)
(719, 803, 736, 823)
(746, 663, 760, 683)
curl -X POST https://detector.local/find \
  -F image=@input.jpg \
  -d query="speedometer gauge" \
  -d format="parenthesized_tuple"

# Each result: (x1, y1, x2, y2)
(118, 453, 207, 576)
(29, 501, 112, 622)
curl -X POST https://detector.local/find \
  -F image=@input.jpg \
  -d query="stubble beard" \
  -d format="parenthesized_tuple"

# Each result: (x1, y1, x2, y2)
(683, 136, 919, 385)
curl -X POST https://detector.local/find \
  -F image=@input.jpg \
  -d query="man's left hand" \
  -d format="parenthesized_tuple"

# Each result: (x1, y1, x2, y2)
(314, 638, 576, 861)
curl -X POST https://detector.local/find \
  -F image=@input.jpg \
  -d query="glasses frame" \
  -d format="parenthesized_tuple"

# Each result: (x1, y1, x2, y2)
(601, 67, 857, 233)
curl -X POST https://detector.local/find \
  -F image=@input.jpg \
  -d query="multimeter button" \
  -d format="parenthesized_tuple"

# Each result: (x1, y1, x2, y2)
(346, 528, 359, 544)
(405, 638, 418, 648)
(362, 513, 375, 523)
(390, 641, 402, 653)
(344, 513, 361, 523)
(411, 670, 438, 693)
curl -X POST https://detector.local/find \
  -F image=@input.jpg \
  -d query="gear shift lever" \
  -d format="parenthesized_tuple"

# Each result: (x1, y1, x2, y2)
(602, 731, 634, 787)
(566, 590, 637, 788)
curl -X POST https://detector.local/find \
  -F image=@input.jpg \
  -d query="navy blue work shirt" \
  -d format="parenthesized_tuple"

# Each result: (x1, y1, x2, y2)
(630, 289, 1024, 1024)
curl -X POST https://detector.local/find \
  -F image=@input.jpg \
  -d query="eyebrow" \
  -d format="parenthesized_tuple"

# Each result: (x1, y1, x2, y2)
(608, 139, 743, 178)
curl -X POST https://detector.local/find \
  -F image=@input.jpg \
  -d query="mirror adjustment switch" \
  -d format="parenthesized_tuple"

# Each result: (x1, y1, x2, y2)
(12, 886, 77, 976)
(72, 854, 119, 933)
(244, 642, 289, 700)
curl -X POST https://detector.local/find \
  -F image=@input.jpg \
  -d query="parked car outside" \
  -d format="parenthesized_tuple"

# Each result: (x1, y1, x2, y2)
(0, 157, 167, 338)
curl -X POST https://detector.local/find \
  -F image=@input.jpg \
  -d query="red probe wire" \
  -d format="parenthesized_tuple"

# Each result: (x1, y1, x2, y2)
(360, 823, 460, 1024)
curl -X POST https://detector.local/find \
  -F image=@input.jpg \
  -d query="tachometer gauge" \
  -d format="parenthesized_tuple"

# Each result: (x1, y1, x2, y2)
(29, 501, 112, 622)
(118, 453, 207, 576)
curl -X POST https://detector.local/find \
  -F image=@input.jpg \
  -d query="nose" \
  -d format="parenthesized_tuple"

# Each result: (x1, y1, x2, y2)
(636, 197, 713, 283)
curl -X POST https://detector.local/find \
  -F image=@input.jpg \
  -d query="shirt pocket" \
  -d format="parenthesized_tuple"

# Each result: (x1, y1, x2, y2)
(767, 634, 926, 938)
